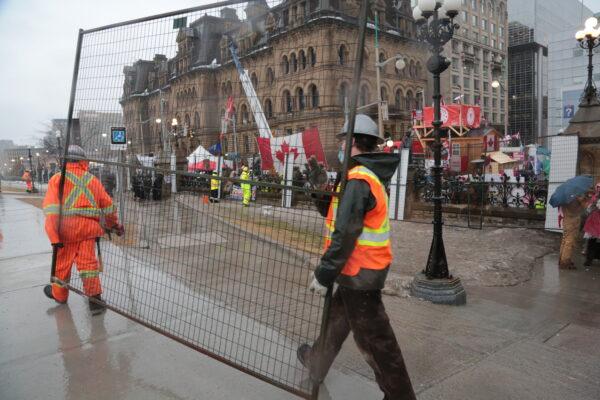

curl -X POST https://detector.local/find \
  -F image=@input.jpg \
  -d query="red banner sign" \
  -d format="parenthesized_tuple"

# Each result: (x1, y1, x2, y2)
(420, 105, 481, 129)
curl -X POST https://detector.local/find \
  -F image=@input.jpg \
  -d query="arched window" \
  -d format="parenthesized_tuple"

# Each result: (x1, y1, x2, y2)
(251, 72, 258, 89)
(409, 60, 416, 78)
(339, 82, 348, 108)
(265, 99, 273, 119)
(283, 90, 292, 113)
(338, 45, 348, 65)
(267, 68, 275, 86)
(360, 85, 369, 106)
(416, 91, 423, 110)
(309, 84, 319, 108)
(290, 53, 298, 73)
(184, 114, 191, 130)
(296, 87, 305, 110)
(379, 52, 386, 73)
(299, 50, 307, 69)
(221, 83, 227, 97)
(416, 62, 423, 79)
(395, 89, 404, 109)
(226, 81, 233, 96)
(241, 104, 249, 124)
(406, 90, 414, 110)
(308, 47, 316, 67)
(194, 112, 200, 128)
(282, 55, 289, 74)
(380, 86, 388, 103)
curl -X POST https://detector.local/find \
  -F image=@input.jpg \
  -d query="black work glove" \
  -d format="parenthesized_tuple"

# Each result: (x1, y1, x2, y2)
(52, 243, 64, 249)
(313, 265, 336, 288)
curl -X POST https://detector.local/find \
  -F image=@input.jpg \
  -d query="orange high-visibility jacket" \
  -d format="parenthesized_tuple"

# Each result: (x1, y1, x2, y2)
(43, 161, 118, 244)
(324, 165, 392, 278)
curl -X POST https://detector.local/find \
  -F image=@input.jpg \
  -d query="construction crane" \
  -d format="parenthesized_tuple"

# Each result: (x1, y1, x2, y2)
(226, 36, 272, 140)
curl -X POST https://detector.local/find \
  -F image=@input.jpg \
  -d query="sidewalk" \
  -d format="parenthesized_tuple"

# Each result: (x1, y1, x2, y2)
(1, 193, 600, 399)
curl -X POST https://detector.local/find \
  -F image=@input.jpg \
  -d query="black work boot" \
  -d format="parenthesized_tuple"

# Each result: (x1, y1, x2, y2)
(89, 295, 106, 316)
(43, 285, 66, 304)
(297, 343, 312, 368)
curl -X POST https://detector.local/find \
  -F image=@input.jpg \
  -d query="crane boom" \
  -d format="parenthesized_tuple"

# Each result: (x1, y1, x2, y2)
(227, 36, 272, 139)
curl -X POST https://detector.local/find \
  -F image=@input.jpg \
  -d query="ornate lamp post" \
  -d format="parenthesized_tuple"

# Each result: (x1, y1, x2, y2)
(411, 0, 466, 305)
(576, 17, 600, 105)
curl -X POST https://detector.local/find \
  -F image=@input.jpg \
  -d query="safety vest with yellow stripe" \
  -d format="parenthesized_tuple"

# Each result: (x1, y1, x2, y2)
(44, 171, 114, 218)
(325, 165, 392, 279)
(210, 172, 220, 191)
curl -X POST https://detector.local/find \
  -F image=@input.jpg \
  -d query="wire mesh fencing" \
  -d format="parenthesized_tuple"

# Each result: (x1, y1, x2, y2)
(50, 0, 382, 397)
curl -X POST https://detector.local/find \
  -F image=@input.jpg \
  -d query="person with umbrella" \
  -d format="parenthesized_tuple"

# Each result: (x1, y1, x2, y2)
(550, 176, 594, 269)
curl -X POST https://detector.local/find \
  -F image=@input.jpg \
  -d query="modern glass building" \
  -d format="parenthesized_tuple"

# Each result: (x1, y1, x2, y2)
(548, 15, 600, 137)
(507, 0, 592, 143)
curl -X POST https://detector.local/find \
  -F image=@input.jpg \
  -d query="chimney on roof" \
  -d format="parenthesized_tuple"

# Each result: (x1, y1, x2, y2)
(220, 8, 238, 21)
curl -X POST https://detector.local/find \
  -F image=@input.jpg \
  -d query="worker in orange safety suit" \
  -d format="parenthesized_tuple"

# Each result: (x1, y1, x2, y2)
(42, 145, 124, 315)
(22, 169, 33, 192)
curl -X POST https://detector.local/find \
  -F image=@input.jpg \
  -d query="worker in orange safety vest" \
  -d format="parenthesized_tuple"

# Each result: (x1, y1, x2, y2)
(297, 115, 416, 400)
(42, 145, 124, 315)
(22, 169, 33, 192)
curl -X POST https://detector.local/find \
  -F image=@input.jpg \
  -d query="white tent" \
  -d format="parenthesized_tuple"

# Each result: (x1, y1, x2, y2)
(187, 145, 231, 171)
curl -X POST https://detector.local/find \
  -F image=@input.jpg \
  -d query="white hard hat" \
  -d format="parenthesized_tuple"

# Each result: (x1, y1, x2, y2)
(67, 145, 86, 159)
(338, 114, 382, 143)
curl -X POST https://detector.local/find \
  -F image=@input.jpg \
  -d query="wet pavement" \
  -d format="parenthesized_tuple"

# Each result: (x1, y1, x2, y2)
(0, 194, 381, 400)
(1, 192, 600, 399)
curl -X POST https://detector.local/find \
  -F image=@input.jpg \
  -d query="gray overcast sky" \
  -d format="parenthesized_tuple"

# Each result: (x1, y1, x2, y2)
(0, 0, 213, 146)
(0, 0, 599, 146)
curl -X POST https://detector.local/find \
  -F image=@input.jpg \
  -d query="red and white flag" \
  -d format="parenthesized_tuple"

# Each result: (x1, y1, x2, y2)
(256, 127, 327, 172)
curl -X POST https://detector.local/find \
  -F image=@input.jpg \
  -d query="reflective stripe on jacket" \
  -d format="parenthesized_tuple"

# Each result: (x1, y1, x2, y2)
(324, 165, 392, 280)
(210, 173, 219, 191)
(42, 161, 118, 244)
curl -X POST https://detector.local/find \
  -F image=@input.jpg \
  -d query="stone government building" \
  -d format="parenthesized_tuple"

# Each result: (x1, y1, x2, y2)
(120, 0, 427, 167)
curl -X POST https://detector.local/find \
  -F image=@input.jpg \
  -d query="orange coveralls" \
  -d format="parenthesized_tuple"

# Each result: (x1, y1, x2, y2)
(43, 161, 119, 302)
(22, 171, 33, 191)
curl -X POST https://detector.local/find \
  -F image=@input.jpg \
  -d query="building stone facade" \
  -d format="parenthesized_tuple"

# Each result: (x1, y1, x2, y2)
(435, 0, 508, 133)
(120, 0, 427, 166)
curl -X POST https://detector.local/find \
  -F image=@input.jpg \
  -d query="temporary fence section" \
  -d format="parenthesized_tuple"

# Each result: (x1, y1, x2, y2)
(545, 135, 579, 232)
(52, 0, 375, 398)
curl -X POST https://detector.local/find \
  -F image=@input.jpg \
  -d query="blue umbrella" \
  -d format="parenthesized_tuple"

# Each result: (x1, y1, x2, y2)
(549, 175, 593, 208)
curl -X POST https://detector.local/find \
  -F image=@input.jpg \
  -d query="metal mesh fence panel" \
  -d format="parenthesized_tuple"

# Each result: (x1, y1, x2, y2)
(50, 1, 376, 398)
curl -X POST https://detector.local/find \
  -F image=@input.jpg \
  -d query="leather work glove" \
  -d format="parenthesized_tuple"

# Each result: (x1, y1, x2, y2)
(307, 156, 328, 190)
(308, 272, 328, 297)
(51, 243, 64, 249)
(113, 224, 125, 237)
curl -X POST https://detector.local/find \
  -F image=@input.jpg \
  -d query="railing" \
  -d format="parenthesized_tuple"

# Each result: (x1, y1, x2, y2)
(414, 171, 549, 210)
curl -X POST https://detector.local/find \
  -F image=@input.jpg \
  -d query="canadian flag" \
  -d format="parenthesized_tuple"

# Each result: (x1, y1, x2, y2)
(256, 127, 327, 172)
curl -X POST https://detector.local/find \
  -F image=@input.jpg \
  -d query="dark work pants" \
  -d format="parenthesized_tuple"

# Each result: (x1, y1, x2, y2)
(210, 189, 219, 203)
(309, 286, 416, 400)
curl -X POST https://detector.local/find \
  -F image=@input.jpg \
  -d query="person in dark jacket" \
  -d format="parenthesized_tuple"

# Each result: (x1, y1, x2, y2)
(298, 115, 416, 400)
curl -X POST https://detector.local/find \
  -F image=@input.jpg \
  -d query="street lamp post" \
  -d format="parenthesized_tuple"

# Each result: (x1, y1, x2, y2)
(411, 0, 466, 305)
(576, 17, 600, 105)
(492, 80, 508, 137)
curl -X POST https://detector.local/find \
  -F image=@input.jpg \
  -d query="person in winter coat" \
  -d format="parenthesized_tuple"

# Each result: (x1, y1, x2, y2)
(240, 166, 251, 207)
(42, 145, 124, 315)
(559, 196, 586, 269)
(583, 184, 600, 266)
(297, 115, 416, 400)
(210, 170, 220, 203)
